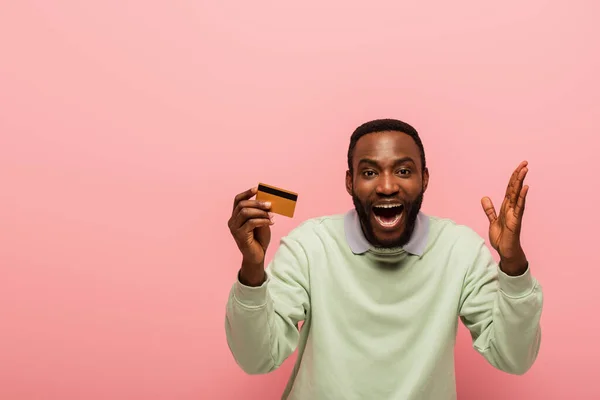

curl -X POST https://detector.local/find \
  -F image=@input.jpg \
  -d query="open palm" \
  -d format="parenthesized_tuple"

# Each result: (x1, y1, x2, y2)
(481, 161, 529, 262)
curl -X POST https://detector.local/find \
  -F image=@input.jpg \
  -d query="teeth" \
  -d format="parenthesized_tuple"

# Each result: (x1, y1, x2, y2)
(374, 204, 402, 209)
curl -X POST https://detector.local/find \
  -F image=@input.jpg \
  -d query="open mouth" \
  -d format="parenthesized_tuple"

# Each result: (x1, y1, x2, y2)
(372, 203, 404, 228)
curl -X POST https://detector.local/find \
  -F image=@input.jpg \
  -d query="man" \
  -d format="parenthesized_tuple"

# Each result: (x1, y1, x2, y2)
(225, 118, 543, 399)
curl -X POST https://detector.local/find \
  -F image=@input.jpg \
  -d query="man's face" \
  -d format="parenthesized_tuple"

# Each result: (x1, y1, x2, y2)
(346, 131, 429, 248)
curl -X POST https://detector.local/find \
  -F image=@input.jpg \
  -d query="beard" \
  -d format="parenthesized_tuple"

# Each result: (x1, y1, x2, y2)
(352, 190, 424, 249)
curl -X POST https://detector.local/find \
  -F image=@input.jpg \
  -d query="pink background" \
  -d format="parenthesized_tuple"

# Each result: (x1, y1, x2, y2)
(1, 1, 598, 399)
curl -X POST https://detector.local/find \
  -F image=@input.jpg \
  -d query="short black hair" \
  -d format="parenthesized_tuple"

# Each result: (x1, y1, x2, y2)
(347, 118, 426, 174)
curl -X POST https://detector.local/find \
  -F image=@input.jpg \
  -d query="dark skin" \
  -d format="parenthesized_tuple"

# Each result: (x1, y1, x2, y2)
(229, 131, 529, 286)
(481, 160, 530, 276)
(346, 131, 429, 248)
(346, 130, 528, 275)
(227, 188, 273, 286)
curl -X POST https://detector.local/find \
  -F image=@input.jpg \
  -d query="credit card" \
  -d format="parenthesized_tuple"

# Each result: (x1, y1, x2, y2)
(256, 183, 298, 218)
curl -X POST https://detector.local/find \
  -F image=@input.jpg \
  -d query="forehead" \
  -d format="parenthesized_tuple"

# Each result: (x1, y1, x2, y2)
(353, 131, 421, 165)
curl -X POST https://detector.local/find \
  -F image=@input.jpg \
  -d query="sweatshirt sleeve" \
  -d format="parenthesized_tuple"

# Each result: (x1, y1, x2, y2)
(458, 237, 543, 375)
(224, 235, 311, 375)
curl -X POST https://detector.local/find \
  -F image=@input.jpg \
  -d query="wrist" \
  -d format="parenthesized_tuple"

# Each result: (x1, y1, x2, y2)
(500, 251, 528, 276)
(239, 260, 266, 287)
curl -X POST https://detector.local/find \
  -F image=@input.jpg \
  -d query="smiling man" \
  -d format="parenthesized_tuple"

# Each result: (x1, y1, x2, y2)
(225, 118, 543, 400)
(347, 125, 427, 249)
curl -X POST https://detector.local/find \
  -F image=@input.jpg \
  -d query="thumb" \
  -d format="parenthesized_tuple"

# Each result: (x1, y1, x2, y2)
(481, 196, 497, 224)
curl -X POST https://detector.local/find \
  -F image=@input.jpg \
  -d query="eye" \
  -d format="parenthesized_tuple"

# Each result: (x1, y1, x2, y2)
(397, 168, 411, 176)
(362, 170, 377, 178)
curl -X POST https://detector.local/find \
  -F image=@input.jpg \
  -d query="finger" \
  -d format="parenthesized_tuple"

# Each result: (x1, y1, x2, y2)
(514, 185, 529, 219)
(481, 196, 497, 224)
(510, 165, 529, 207)
(504, 170, 518, 200)
(233, 206, 272, 230)
(233, 199, 272, 219)
(232, 187, 258, 213)
(238, 218, 274, 235)
(505, 161, 528, 203)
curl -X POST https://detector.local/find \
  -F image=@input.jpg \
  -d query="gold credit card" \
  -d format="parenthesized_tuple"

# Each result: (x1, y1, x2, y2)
(256, 183, 298, 218)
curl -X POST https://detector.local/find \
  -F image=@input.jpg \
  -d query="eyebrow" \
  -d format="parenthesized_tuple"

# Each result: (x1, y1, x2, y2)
(357, 157, 416, 168)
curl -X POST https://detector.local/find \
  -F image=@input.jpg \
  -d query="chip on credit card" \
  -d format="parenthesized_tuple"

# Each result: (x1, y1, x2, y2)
(256, 183, 298, 218)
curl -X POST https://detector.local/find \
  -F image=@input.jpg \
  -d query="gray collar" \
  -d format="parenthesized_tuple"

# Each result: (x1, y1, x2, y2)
(343, 209, 429, 256)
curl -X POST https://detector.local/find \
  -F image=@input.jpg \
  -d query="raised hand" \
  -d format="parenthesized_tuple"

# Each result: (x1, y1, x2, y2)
(481, 161, 529, 276)
(228, 187, 273, 285)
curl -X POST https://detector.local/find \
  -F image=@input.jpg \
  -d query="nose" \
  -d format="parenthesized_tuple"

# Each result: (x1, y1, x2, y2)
(375, 173, 400, 196)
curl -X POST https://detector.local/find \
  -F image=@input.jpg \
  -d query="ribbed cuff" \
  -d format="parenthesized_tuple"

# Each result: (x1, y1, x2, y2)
(498, 265, 535, 298)
(234, 272, 269, 308)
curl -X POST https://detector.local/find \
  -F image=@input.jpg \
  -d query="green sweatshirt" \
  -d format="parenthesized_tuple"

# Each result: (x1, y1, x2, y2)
(225, 210, 543, 399)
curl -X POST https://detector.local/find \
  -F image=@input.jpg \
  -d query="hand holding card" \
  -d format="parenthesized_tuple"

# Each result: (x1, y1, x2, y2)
(227, 183, 298, 286)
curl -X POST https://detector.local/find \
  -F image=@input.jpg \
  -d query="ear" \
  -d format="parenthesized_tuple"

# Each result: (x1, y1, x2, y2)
(422, 167, 429, 193)
(345, 170, 353, 196)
